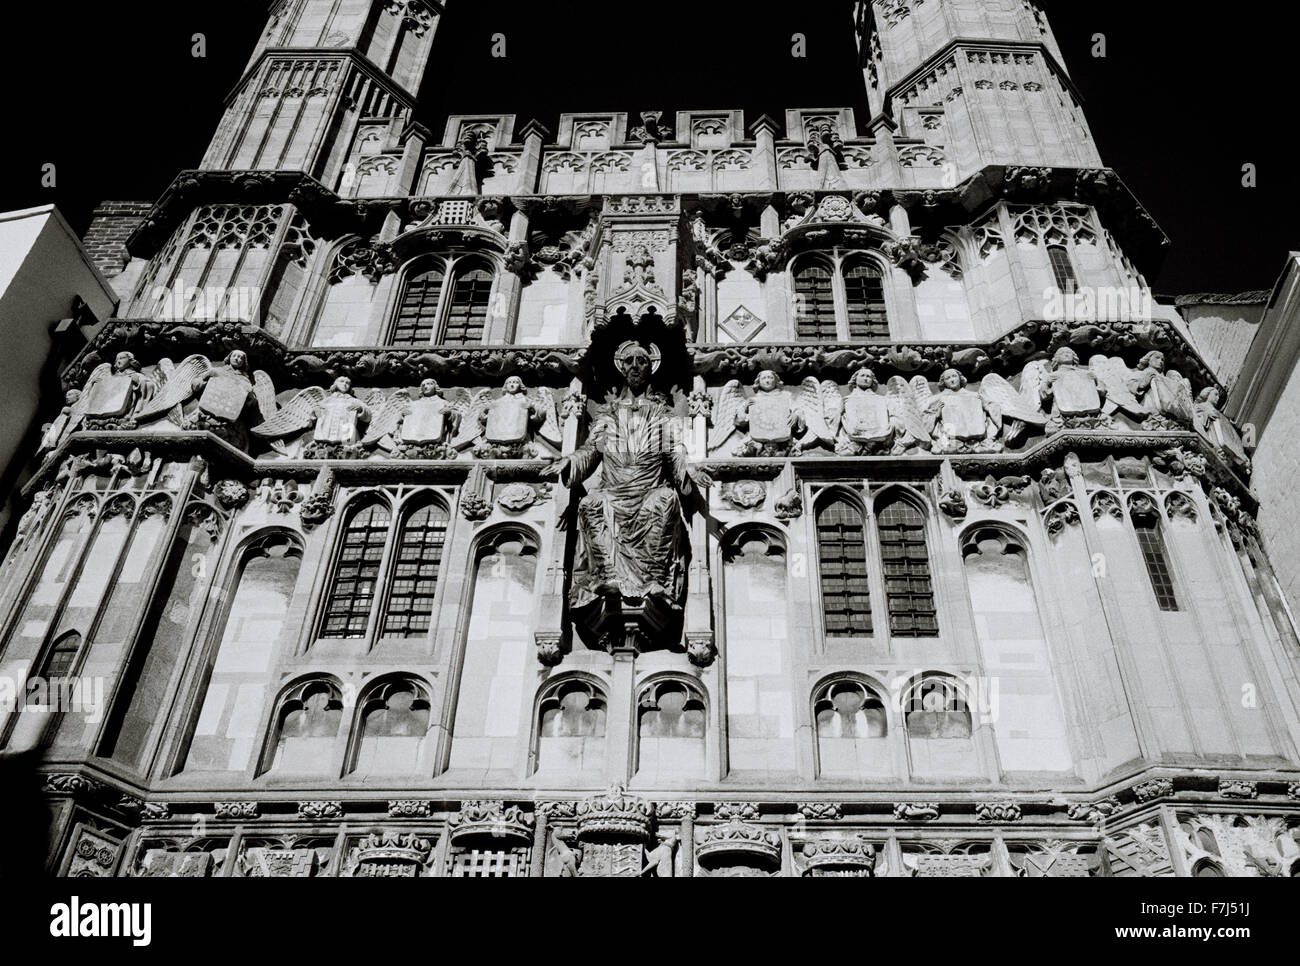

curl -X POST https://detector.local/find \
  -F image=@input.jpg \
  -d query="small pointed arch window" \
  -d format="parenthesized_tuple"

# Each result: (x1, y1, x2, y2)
(903, 675, 972, 739)
(814, 678, 887, 739)
(792, 257, 837, 340)
(391, 253, 495, 347)
(535, 676, 608, 774)
(1130, 502, 1179, 611)
(321, 500, 392, 640)
(1047, 244, 1078, 295)
(842, 255, 889, 339)
(380, 497, 450, 637)
(815, 494, 872, 636)
(350, 676, 432, 776)
(875, 493, 938, 637)
(265, 677, 345, 775)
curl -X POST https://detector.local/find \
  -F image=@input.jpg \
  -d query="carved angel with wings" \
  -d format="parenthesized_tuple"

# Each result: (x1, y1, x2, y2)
(76, 351, 157, 426)
(1195, 386, 1251, 469)
(835, 368, 931, 456)
(1040, 348, 1109, 430)
(134, 351, 277, 441)
(916, 369, 1001, 454)
(252, 376, 385, 458)
(362, 379, 470, 460)
(978, 360, 1050, 447)
(451, 375, 562, 459)
(1129, 351, 1194, 429)
(710, 370, 840, 457)
(1088, 354, 1147, 421)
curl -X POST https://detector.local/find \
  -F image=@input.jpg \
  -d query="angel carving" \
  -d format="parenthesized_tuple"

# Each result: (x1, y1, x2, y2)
(978, 361, 1049, 447)
(362, 379, 468, 460)
(1040, 348, 1109, 430)
(710, 370, 839, 457)
(134, 351, 277, 442)
(1088, 355, 1146, 421)
(916, 369, 1000, 454)
(1195, 387, 1251, 469)
(451, 375, 561, 459)
(835, 368, 930, 455)
(252, 376, 383, 458)
(1129, 351, 1193, 429)
(37, 389, 85, 458)
(77, 351, 156, 427)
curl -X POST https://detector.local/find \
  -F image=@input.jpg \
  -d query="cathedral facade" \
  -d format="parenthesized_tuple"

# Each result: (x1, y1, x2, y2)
(3, 0, 1299, 877)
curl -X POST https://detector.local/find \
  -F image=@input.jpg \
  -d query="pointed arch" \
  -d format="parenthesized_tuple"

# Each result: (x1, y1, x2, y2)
(319, 497, 393, 640)
(378, 494, 450, 638)
(347, 673, 433, 776)
(841, 252, 889, 339)
(260, 674, 345, 776)
(815, 492, 872, 636)
(874, 490, 938, 637)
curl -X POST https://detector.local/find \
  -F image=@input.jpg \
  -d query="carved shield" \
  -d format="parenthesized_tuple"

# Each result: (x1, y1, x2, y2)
(401, 398, 448, 444)
(85, 374, 134, 418)
(940, 392, 986, 440)
(316, 397, 360, 443)
(1053, 368, 1103, 416)
(199, 371, 251, 421)
(749, 392, 793, 444)
(843, 392, 893, 443)
(486, 394, 530, 445)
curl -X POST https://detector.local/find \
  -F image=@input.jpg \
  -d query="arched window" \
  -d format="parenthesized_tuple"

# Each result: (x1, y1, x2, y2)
(181, 532, 303, 774)
(392, 264, 444, 346)
(350, 677, 432, 776)
(321, 501, 392, 639)
(39, 631, 83, 681)
(842, 258, 888, 339)
(264, 677, 344, 775)
(1132, 508, 1179, 611)
(535, 677, 607, 774)
(391, 255, 494, 347)
(381, 500, 450, 637)
(793, 261, 837, 340)
(636, 678, 706, 779)
(447, 528, 540, 773)
(876, 496, 938, 637)
(814, 677, 890, 779)
(1, 631, 84, 751)
(960, 527, 1072, 773)
(1047, 245, 1077, 294)
(816, 497, 872, 636)
(903, 676, 972, 739)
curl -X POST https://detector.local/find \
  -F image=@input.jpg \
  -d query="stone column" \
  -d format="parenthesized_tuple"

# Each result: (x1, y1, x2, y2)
(530, 809, 548, 878)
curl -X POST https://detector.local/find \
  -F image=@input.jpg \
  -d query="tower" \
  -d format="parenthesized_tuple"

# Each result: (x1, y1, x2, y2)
(3, 0, 1298, 879)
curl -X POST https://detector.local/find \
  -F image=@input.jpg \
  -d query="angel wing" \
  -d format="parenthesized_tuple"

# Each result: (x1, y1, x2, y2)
(529, 387, 563, 449)
(451, 388, 495, 450)
(979, 374, 1047, 427)
(708, 380, 747, 451)
(251, 371, 278, 422)
(909, 375, 937, 413)
(1161, 371, 1195, 424)
(361, 389, 413, 447)
(251, 386, 327, 438)
(888, 376, 932, 443)
(1090, 355, 1144, 418)
(69, 363, 112, 428)
(137, 355, 212, 422)
(794, 377, 843, 449)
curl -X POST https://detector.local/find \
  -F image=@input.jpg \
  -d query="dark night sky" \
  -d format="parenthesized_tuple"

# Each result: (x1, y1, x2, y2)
(1, 0, 1295, 295)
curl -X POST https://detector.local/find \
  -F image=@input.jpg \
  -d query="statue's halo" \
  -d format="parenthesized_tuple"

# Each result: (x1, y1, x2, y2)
(613, 340, 662, 375)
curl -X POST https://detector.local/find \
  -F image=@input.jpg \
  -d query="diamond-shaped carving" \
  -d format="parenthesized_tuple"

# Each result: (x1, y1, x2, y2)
(719, 305, 765, 342)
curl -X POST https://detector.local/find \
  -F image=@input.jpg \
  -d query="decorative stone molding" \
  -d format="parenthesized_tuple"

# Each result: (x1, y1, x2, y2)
(774, 488, 804, 520)
(297, 801, 344, 820)
(1289, 782, 1300, 802)
(655, 802, 698, 821)
(714, 802, 761, 822)
(721, 479, 767, 510)
(141, 803, 171, 822)
(975, 802, 1022, 823)
(1218, 779, 1258, 800)
(893, 802, 941, 822)
(796, 802, 842, 821)
(214, 802, 260, 820)
(1132, 778, 1174, 803)
(388, 801, 434, 818)
(535, 633, 565, 668)
(1066, 797, 1120, 825)
(536, 801, 578, 819)
(685, 633, 718, 669)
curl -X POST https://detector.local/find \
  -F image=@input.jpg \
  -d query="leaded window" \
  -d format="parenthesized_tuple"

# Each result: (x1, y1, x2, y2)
(843, 259, 889, 339)
(1048, 244, 1078, 295)
(794, 263, 837, 340)
(391, 256, 494, 346)
(816, 498, 872, 636)
(1134, 517, 1179, 611)
(876, 498, 938, 637)
(322, 503, 391, 639)
(381, 502, 449, 637)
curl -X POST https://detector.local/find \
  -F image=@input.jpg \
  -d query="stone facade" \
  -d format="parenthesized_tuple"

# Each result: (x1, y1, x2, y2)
(1, 0, 1298, 877)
